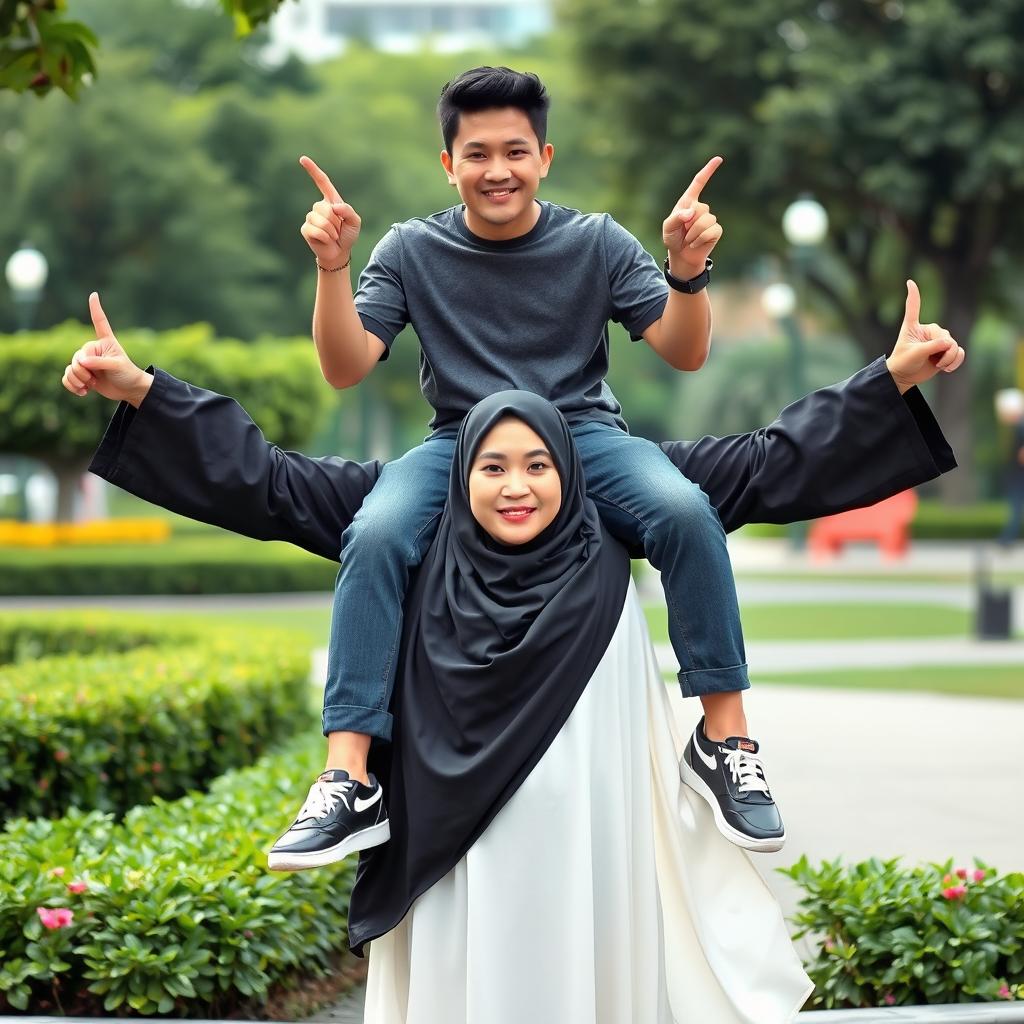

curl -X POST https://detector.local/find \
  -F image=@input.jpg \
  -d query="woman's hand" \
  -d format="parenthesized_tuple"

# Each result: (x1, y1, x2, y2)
(61, 292, 152, 408)
(886, 280, 965, 395)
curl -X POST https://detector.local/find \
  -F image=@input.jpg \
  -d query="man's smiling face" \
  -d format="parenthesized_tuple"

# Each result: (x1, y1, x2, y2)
(440, 107, 554, 241)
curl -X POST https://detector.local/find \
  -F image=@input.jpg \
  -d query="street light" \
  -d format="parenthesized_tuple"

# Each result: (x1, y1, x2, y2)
(4, 243, 49, 521)
(779, 196, 828, 402)
(5, 242, 48, 332)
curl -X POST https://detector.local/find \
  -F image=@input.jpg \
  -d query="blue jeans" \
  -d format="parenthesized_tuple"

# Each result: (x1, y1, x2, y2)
(322, 422, 749, 739)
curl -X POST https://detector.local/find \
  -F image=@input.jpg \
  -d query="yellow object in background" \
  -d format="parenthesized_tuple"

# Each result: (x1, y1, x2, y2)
(0, 519, 171, 547)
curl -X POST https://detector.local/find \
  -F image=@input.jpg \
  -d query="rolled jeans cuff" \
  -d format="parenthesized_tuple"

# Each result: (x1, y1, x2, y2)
(322, 703, 393, 742)
(677, 663, 750, 699)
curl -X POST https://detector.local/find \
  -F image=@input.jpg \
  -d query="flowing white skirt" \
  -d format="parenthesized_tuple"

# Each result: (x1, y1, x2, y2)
(363, 583, 813, 1023)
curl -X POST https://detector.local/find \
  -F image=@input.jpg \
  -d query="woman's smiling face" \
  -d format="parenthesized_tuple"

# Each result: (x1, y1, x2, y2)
(468, 416, 562, 545)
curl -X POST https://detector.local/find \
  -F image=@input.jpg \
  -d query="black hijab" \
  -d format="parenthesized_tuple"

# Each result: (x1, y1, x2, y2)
(347, 391, 631, 955)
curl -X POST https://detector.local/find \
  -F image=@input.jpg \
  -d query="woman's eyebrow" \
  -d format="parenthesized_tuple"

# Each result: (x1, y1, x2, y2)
(474, 449, 551, 461)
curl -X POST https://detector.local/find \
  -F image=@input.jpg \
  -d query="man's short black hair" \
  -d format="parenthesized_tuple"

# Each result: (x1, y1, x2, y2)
(438, 66, 550, 154)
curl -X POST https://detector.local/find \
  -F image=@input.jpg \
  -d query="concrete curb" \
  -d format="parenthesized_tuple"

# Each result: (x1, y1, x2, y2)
(799, 1007, 1024, 1022)
(6, 1004, 1024, 1023)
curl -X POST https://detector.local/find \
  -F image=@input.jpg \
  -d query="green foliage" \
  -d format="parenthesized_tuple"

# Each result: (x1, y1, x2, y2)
(743, 500, 1012, 541)
(0, 733, 354, 1016)
(0, 613, 313, 820)
(0, 0, 97, 97)
(564, 0, 1024, 498)
(670, 334, 862, 443)
(564, 0, 1024, 329)
(780, 856, 1024, 1008)
(0, 0, 295, 97)
(0, 532, 337, 595)
(0, 323, 331, 462)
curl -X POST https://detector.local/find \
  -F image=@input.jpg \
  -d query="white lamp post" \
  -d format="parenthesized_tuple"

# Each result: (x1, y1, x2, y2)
(782, 197, 829, 249)
(760, 282, 797, 322)
(5, 243, 49, 331)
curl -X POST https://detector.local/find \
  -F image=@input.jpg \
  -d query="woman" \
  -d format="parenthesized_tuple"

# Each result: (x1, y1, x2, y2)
(71, 298, 958, 1021)
(354, 389, 811, 1021)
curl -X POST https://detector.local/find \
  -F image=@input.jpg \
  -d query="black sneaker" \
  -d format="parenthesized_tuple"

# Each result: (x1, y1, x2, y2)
(679, 716, 785, 853)
(267, 769, 390, 872)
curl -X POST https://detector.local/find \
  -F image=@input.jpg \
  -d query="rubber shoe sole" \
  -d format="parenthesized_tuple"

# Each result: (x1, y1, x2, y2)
(679, 758, 785, 854)
(267, 819, 391, 872)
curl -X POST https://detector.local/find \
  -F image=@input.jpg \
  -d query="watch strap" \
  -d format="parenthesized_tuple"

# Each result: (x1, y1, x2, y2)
(664, 257, 713, 294)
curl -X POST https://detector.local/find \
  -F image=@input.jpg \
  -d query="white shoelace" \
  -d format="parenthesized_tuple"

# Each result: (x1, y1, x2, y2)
(723, 748, 770, 795)
(296, 779, 354, 821)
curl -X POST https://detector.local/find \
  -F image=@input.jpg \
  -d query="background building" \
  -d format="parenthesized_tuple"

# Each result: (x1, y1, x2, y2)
(264, 0, 551, 61)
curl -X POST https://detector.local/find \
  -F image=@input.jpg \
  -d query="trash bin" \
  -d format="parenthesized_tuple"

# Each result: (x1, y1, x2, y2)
(975, 546, 1013, 640)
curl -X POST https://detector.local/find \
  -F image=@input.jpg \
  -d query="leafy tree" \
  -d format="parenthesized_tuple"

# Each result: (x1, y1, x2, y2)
(564, 0, 1024, 500)
(0, 323, 331, 520)
(0, 0, 295, 96)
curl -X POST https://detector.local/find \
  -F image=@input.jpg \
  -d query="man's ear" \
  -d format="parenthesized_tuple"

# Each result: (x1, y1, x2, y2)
(440, 149, 456, 186)
(539, 143, 555, 179)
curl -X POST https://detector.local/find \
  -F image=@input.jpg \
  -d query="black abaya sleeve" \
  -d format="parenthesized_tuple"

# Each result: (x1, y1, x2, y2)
(87, 368, 382, 562)
(88, 358, 955, 554)
(658, 356, 956, 535)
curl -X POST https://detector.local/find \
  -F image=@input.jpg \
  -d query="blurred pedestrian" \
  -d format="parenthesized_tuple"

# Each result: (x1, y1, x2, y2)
(996, 389, 1024, 545)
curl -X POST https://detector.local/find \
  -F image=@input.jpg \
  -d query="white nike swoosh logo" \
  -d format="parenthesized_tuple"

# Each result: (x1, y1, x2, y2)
(354, 787, 383, 813)
(693, 737, 717, 771)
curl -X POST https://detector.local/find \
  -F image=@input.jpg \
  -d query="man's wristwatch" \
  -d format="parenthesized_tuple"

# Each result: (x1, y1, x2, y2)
(663, 257, 713, 294)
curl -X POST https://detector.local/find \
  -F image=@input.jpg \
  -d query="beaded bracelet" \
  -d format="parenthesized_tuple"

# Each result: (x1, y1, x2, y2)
(315, 256, 351, 272)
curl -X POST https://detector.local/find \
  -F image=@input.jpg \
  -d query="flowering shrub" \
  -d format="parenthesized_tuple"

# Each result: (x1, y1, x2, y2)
(0, 614, 313, 819)
(780, 855, 1024, 1008)
(0, 734, 355, 1016)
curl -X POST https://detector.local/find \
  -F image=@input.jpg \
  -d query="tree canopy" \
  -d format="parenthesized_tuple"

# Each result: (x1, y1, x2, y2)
(0, 0, 291, 96)
(564, 0, 1024, 499)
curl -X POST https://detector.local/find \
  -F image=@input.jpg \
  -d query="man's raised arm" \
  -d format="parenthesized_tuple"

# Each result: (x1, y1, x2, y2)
(299, 156, 387, 389)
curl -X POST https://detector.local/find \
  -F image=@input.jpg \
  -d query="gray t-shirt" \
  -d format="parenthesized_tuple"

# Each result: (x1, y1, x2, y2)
(355, 200, 669, 435)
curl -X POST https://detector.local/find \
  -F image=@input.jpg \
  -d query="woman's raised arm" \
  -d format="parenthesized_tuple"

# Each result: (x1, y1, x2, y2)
(68, 294, 381, 562)
(659, 356, 955, 533)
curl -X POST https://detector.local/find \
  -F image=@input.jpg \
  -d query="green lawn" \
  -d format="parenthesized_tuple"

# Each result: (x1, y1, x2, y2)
(735, 571, 1024, 586)
(159, 607, 334, 646)
(643, 602, 973, 643)
(752, 664, 1024, 700)
(157, 601, 976, 650)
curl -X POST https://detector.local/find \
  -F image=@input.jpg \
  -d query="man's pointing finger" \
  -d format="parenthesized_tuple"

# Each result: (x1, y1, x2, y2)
(681, 156, 723, 205)
(299, 154, 343, 203)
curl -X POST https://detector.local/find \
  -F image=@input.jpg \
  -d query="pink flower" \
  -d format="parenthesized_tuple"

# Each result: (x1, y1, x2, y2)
(999, 985, 1012, 999)
(823, 938, 835, 952)
(884, 993, 896, 1006)
(942, 873, 953, 885)
(48, 867, 65, 878)
(955, 867, 968, 880)
(973, 869, 986, 883)
(942, 885, 967, 900)
(54, 749, 69, 763)
(67, 881, 88, 895)
(243, 929, 254, 939)
(36, 907, 74, 930)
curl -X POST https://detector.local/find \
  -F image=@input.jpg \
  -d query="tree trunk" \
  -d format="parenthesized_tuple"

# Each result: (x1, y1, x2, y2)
(42, 456, 93, 523)
(932, 290, 979, 505)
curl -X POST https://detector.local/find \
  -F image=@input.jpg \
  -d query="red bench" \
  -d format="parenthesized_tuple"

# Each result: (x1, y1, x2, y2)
(807, 489, 918, 562)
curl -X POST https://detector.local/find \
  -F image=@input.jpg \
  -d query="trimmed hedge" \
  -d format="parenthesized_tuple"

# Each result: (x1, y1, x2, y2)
(781, 855, 1024, 1008)
(741, 500, 1012, 542)
(0, 534, 337, 596)
(0, 614, 314, 820)
(0, 733, 354, 1016)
